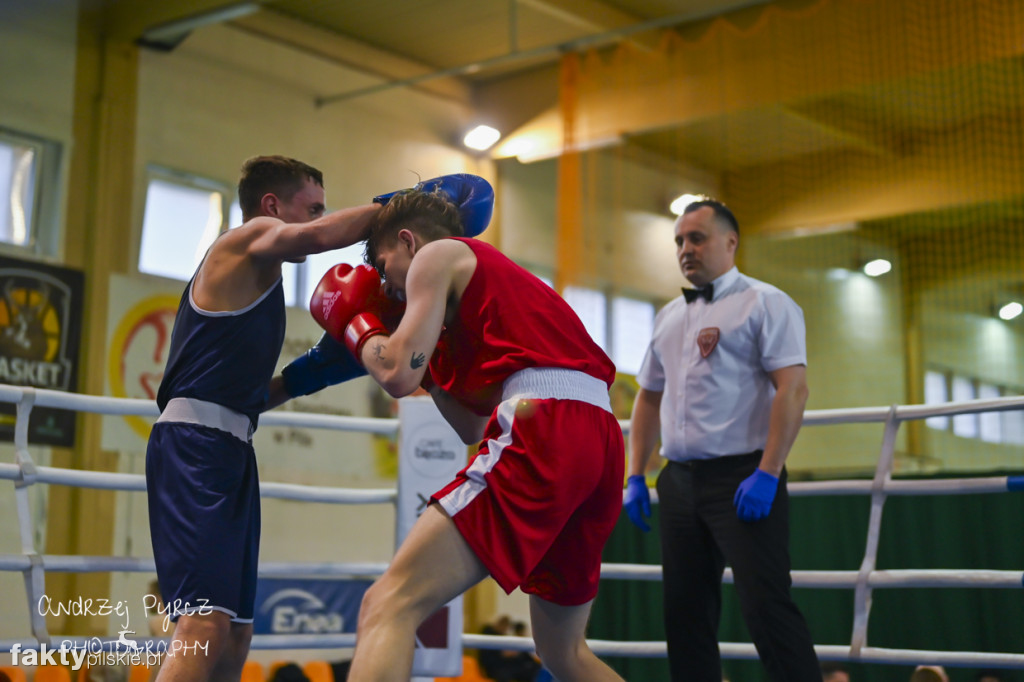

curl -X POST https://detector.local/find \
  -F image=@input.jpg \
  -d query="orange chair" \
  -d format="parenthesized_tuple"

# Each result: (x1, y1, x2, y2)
(0, 666, 28, 682)
(33, 666, 72, 682)
(302, 660, 335, 682)
(240, 660, 265, 682)
(127, 664, 153, 682)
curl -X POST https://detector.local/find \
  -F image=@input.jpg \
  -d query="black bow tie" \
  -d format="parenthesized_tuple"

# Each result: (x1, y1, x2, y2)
(683, 284, 713, 304)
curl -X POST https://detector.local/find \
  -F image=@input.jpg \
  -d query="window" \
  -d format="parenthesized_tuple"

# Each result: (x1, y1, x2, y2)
(139, 169, 232, 281)
(1002, 405, 1024, 446)
(924, 370, 949, 431)
(925, 367, 1023, 446)
(0, 129, 61, 257)
(977, 383, 1002, 443)
(562, 286, 607, 349)
(555, 286, 657, 375)
(0, 139, 36, 247)
(611, 296, 654, 375)
(951, 376, 978, 438)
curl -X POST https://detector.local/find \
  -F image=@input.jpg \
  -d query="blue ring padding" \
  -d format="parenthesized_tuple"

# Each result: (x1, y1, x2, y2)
(1007, 475, 1024, 492)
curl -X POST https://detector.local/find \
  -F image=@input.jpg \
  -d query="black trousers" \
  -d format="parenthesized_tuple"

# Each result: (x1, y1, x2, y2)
(656, 454, 820, 682)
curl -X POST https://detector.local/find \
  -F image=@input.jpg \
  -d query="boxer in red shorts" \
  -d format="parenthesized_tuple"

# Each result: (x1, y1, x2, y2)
(311, 187, 626, 682)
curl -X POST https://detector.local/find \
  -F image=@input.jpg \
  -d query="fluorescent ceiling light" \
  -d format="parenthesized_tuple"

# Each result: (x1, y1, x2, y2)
(670, 193, 705, 216)
(998, 301, 1022, 321)
(464, 125, 501, 151)
(863, 259, 892, 277)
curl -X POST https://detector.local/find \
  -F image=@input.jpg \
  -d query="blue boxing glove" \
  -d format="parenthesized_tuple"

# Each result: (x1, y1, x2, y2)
(623, 475, 652, 532)
(733, 468, 779, 522)
(374, 173, 494, 237)
(281, 332, 368, 398)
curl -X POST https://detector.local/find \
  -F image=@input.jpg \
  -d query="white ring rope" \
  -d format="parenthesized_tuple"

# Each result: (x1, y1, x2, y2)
(1, 384, 1022, 669)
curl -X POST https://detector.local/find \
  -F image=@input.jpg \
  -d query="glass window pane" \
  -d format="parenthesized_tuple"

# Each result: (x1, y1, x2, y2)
(281, 262, 299, 308)
(139, 179, 225, 281)
(563, 286, 607, 349)
(229, 199, 244, 229)
(1002, 405, 1024, 446)
(977, 383, 1002, 443)
(924, 370, 949, 431)
(612, 296, 654, 375)
(950, 376, 977, 439)
(0, 140, 37, 247)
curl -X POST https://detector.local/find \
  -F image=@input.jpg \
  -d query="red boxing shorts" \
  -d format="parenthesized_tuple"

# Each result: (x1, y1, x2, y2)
(432, 369, 624, 606)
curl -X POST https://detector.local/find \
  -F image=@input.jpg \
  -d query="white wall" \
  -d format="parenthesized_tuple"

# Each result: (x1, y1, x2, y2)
(0, 0, 78, 142)
(0, 0, 78, 644)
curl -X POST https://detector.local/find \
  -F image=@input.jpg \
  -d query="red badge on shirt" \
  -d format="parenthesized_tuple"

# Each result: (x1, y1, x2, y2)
(697, 327, 720, 358)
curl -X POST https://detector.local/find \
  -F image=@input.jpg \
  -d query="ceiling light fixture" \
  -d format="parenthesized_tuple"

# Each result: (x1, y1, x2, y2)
(669, 193, 705, 216)
(463, 125, 501, 152)
(998, 301, 1022, 321)
(862, 259, 892, 277)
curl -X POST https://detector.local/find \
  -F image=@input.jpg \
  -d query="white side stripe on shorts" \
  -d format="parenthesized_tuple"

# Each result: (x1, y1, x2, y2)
(438, 367, 612, 517)
(438, 397, 518, 517)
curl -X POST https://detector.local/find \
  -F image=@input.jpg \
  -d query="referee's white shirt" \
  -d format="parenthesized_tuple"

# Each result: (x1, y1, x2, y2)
(636, 267, 806, 462)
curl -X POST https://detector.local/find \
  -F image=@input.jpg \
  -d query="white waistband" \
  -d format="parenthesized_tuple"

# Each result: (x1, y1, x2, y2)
(501, 368, 612, 413)
(157, 397, 254, 443)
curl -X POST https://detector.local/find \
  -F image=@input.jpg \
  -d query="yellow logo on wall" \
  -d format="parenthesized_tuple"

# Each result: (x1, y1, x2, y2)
(0, 282, 60, 363)
(107, 295, 180, 439)
(0, 278, 73, 389)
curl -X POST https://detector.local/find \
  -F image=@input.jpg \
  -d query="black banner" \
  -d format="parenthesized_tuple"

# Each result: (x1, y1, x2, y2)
(0, 256, 84, 446)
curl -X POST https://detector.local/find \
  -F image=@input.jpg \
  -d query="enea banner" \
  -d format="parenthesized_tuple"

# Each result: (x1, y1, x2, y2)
(0, 256, 84, 446)
(252, 578, 372, 636)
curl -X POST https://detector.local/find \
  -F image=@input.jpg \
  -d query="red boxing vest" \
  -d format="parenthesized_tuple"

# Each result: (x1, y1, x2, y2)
(429, 238, 615, 415)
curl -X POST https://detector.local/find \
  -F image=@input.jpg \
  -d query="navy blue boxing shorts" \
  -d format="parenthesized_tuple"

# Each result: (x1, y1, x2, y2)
(146, 408, 260, 623)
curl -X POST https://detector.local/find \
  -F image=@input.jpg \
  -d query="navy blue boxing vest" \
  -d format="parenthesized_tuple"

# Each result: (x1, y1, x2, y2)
(157, 278, 286, 424)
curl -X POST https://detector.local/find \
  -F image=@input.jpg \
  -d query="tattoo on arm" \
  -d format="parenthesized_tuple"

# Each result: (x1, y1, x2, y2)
(410, 351, 426, 369)
(372, 340, 387, 362)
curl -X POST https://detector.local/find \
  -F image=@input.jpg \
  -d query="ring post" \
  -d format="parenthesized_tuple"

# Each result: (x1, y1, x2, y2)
(397, 396, 468, 678)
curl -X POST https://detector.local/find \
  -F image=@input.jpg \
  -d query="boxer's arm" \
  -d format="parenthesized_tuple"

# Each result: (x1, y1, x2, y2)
(425, 384, 488, 445)
(245, 203, 380, 262)
(265, 375, 291, 411)
(359, 241, 456, 398)
(263, 333, 369, 412)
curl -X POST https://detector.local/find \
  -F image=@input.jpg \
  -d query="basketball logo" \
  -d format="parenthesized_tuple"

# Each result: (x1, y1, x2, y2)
(0, 272, 73, 389)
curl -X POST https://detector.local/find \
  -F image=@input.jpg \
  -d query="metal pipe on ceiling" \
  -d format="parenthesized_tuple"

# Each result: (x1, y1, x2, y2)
(314, 0, 774, 107)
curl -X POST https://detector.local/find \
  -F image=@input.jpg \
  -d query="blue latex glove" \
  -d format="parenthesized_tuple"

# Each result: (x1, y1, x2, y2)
(623, 475, 652, 532)
(281, 332, 368, 398)
(733, 468, 779, 522)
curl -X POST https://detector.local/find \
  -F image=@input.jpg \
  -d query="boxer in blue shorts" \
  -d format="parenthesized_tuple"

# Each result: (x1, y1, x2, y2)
(147, 156, 384, 681)
(147, 161, 494, 681)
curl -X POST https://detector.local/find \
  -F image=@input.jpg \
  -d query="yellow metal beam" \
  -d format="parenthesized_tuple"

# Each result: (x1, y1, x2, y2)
(48, 0, 139, 636)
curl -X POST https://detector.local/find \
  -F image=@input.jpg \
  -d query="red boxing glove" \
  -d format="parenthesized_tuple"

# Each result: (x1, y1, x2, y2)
(310, 264, 389, 363)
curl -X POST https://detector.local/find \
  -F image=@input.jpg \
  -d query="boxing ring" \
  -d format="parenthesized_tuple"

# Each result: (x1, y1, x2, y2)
(1, 382, 1022, 673)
